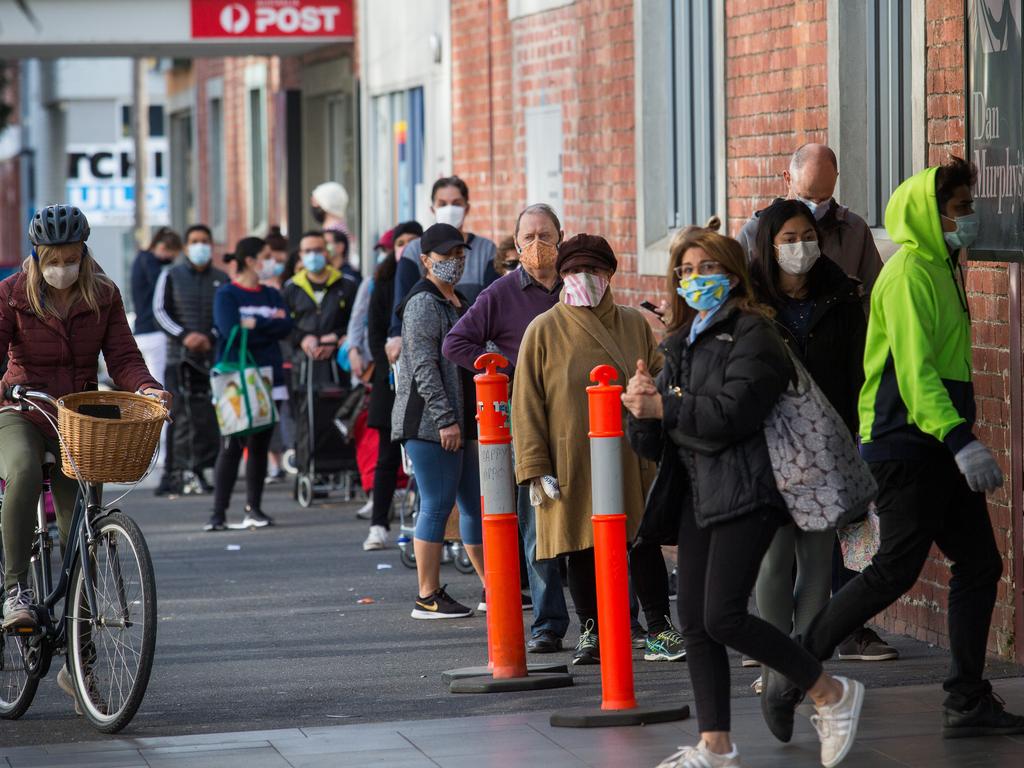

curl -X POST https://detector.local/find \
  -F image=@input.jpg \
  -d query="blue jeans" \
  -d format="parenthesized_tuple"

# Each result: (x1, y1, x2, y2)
(406, 439, 482, 545)
(517, 486, 570, 639)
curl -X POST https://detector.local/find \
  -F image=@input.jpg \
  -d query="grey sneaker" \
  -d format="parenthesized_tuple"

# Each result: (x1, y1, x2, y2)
(812, 676, 864, 768)
(836, 627, 899, 661)
(2, 584, 37, 631)
(572, 619, 600, 665)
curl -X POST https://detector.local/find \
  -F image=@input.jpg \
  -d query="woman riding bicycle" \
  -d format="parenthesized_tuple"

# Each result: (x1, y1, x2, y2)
(0, 204, 170, 633)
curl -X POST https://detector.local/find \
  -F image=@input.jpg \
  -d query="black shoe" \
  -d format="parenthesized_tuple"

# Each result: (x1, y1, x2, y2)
(203, 515, 226, 532)
(527, 631, 563, 653)
(943, 692, 1024, 738)
(761, 666, 804, 743)
(836, 627, 900, 661)
(154, 473, 179, 497)
(572, 619, 600, 665)
(631, 624, 647, 649)
(411, 585, 474, 620)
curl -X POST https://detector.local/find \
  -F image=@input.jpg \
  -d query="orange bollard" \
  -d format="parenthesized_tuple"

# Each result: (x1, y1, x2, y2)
(445, 353, 573, 694)
(550, 364, 689, 727)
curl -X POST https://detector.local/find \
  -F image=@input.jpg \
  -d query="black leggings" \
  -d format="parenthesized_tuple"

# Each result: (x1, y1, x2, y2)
(371, 429, 402, 530)
(677, 503, 823, 733)
(566, 543, 671, 634)
(213, 428, 274, 516)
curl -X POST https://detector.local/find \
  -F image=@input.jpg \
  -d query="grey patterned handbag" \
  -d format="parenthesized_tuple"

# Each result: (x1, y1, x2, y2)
(763, 349, 877, 531)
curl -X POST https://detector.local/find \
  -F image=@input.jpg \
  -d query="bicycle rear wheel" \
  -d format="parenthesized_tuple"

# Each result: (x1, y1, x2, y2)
(68, 511, 156, 733)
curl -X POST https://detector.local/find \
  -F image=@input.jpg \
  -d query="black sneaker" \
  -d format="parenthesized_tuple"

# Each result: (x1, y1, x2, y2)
(644, 619, 686, 662)
(943, 692, 1024, 738)
(572, 619, 600, 665)
(203, 515, 226, 532)
(836, 627, 900, 661)
(154, 472, 179, 497)
(631, 624, 647, 649)
(527, 631, 563, 653)
(240, 507, 274, 529)
(761, 665, 804, 743)
(411, 586, 474, 620)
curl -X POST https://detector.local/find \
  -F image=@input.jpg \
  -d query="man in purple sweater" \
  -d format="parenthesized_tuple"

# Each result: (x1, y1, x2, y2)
(443, 204, 569, 652)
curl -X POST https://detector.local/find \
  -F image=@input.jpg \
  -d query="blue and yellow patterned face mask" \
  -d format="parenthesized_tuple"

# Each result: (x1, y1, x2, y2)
(677, 274, 732, 312)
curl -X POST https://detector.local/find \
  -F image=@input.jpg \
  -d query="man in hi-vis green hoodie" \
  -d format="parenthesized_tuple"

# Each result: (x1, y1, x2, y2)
(764, 158, 1024, 741)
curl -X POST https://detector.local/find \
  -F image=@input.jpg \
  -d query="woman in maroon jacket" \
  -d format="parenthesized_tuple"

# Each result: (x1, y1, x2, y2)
(0, 205, 169, 633)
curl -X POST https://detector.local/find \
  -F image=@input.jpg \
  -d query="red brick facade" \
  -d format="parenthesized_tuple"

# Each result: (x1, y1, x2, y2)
(448, 0, 1020, 660)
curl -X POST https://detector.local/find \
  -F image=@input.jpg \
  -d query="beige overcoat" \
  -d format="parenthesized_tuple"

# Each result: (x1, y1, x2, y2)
(512, 288, 663, 560)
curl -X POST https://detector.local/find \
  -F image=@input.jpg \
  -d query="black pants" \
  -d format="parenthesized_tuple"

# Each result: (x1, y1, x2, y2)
(371, 429, 402, 530)
(803, 454, 1002, 711)
(162, 364, 179, 474)
(565, 544, 672, 633)
(677, 503, 823, 733)
(213, 428, 274, 517)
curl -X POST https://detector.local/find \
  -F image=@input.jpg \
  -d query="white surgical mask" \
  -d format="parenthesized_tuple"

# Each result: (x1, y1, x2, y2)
(42, 263, 80, 290)
(776, 240, 821, 275)
(435, 205, 466, 229)
(797, 196, 830, 221)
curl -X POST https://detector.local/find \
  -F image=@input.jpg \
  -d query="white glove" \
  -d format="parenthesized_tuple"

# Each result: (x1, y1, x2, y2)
(954, 440, 1004, 494)
(529, 475, 562, 507)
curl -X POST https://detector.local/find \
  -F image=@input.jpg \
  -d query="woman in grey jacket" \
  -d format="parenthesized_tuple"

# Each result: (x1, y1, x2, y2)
(392, 224, 484, 620)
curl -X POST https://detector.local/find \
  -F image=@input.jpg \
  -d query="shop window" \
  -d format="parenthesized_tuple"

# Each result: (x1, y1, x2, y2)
(369, 86, 425, 245)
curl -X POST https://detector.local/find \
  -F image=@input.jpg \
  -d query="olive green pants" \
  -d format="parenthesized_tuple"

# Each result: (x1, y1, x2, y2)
(0, 413, 79, 590)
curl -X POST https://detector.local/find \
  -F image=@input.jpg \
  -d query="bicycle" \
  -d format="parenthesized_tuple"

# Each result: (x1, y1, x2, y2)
(0, 386, 162, 732)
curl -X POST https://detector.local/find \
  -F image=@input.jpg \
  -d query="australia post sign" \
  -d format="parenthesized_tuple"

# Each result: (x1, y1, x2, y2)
(191, 0, 354, 39)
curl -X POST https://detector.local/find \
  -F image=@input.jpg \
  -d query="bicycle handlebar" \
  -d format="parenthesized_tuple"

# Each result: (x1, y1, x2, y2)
(4, 385, 59, 409)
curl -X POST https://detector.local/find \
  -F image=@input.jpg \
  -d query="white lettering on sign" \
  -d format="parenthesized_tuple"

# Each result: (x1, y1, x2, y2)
(253, 5, 341, 34)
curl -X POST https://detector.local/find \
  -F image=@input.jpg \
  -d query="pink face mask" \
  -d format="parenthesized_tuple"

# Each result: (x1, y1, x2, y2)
(562, 272, 609, 307)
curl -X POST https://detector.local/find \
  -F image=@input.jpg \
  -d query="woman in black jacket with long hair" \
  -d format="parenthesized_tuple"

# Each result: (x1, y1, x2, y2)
(623, 223, 861, 768)
(362, 221, 423, 551)
(748, 199, 895, 670)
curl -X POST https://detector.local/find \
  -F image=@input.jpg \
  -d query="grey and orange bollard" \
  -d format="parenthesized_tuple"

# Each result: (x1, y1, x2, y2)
(550, 365, 689, 726)
(446, 353, 573, 693)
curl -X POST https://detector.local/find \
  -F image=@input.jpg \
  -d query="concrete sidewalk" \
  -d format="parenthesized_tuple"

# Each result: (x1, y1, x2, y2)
(3, 679, 1022, 768)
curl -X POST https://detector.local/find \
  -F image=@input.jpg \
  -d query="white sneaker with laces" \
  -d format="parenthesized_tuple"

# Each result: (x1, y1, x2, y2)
(811, 676, 864, 768)
(356, 495, 374, 520)
(363, 525, 388, 551)
(655, 741, 742, 768)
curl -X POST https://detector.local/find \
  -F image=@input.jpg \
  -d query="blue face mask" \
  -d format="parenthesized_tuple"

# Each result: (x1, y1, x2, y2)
(302, 251, 327, 273)
(942, 212, 979, 250)
(677, 274, 732, 312)
(186, 243, 212, 267)
(797, 196, 830, 221)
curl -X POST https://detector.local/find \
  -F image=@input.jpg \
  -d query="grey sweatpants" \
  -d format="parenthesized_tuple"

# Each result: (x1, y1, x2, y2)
(754, 523, 834, 638)
(0, 413, 79, 590)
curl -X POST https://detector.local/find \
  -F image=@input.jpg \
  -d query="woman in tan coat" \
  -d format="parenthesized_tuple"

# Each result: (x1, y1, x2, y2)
(512, 234, 682, 665)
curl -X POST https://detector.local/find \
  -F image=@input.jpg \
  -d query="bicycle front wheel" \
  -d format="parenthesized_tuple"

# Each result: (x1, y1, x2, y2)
(68, 511, 156, 733)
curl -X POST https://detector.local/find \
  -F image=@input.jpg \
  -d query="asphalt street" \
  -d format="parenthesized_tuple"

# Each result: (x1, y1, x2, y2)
(2, 479, 1022, 748)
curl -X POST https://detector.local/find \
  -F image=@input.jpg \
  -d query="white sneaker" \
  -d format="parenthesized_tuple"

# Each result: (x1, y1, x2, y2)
(812, 676, 864, 768)
(356, 495, 373, 520)
(362, 525, 388, 551)
(656, 742, 742, 768)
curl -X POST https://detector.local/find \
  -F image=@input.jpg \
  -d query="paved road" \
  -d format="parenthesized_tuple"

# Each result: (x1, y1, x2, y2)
(2, 481, 1021, 747)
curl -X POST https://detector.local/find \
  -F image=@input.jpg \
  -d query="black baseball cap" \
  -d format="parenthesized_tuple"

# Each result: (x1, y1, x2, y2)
(420, 224, 466, 256)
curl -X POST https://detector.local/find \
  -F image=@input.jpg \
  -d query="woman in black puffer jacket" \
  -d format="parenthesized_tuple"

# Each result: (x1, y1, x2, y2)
(624, 224, 861, 768)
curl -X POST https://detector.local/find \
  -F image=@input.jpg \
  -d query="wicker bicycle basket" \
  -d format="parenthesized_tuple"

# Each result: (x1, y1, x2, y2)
(57, 391, 168, 484)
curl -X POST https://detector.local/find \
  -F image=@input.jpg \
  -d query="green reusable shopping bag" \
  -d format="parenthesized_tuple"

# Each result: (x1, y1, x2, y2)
(210, 325, 278, 437)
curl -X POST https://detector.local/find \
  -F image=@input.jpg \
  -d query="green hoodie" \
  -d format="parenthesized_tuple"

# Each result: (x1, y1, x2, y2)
(858, 166, 976, 460)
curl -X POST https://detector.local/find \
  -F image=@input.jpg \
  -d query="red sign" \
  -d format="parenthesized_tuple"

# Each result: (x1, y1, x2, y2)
(191, 1, 353, 39)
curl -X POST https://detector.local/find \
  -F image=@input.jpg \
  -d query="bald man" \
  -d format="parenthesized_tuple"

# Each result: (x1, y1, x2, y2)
(737, 143, 882, 298)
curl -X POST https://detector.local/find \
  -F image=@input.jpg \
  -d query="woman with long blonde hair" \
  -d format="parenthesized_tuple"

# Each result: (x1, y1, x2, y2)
(0, 205, 168, 652)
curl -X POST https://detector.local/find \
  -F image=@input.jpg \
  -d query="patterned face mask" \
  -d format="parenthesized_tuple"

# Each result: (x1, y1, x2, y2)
(677, 273, 732, 312)
(562, 272, 609, 307)
(430, 256, 465, 284)
(519, 240, 558, 272)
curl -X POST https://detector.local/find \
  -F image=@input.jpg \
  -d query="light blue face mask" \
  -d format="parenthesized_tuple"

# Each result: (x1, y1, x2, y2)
(302, 250, 327, 273)
(677, 274, 732, 312)
(942, 212, 979, 250)
(797, 196, 830, 221)
(186, 243, 212, 267)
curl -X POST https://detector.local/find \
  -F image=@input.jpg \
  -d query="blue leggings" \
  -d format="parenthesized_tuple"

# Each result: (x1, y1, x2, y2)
(406, 438, 482, 545)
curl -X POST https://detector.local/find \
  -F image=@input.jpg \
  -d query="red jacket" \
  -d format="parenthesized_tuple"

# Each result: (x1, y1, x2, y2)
(0, 272, 161, 435)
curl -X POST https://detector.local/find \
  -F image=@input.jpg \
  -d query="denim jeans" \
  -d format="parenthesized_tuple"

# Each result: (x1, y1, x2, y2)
(517, 485, 570, 638)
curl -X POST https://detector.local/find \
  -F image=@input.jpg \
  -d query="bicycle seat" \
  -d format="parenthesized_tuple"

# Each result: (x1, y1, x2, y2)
(42, 451, 56, 467)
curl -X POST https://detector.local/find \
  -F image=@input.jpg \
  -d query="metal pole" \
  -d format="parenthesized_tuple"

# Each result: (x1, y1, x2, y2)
(133, 58, 149, 249)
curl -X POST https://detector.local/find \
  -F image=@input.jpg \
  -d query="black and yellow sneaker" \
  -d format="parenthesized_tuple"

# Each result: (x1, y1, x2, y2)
(644, 621, 687, 662)
(411, 585, 474, 620)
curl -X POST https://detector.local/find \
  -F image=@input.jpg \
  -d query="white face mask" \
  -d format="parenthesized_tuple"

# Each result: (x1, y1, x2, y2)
(42, 263, 81, 290)
(434, 205, 466, 229)
(776, 240, 821, 276)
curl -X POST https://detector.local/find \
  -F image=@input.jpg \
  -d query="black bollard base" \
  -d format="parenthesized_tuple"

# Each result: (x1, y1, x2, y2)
(442, 662, 569, 684)
(550, 703, 690, 728)
(449, 671, 574, 694)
